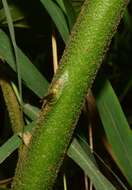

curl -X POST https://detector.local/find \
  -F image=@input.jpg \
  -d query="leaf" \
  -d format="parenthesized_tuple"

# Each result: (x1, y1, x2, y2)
(76, 135, 97, 165)
(23, 104, 39, 121)
(0, 135, 21, 164)
(0, 121, 127, 189)
(75, 136, 128, 190)
(0, 120, 36, 164)
(40, 0, 69, 42)
(55, 0, 76, 29)
(0, 120, 34, 164)
(0, 134, 116, 190)
(0, 4, 27, 26)
(68, 138, 117, 190)
(2, 0, 22, 102)
(120, 77, 132, 101)
(94, 79, 132, 186)
(71, 0, 84, 14)
(0, 29, 49, 98)
(11, 82, 40, 121)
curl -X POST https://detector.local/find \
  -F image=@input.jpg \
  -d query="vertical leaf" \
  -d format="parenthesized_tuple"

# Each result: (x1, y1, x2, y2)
(40, 0, 69, 42)
(95, 79, 132, 185)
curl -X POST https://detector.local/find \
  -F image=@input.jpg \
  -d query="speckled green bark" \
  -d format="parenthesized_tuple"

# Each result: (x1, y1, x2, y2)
(12, 0, 129, 189)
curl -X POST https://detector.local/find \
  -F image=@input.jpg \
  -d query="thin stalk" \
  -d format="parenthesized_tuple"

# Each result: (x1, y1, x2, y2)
(52, 28, 58, 73)
(84, 174, 88, 190)
(12, 0, 129, 189)
(63, 174, 67, 190)
(0, 78, 24, 134)
(86, 90, 95, 190)
(89, 125, 93, 190)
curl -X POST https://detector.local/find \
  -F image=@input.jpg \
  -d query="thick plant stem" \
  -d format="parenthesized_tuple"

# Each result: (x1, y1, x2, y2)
(12, 0, 128, 189)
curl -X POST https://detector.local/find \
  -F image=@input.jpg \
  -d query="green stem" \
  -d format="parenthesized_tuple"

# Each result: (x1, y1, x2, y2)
(0, 77, 23, 134)
(12, 0, 128, 189)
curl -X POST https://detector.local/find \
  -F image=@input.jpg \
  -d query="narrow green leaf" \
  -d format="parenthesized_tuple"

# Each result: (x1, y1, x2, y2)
(95, 79, 132, 186)
(54, 0, 67, 13)
(2, 0, 22, 103)
(120, 77, 132, 101)
(0, 29, 48, 98)
(0, 4, 29, 29)
(0, 135, 21, 164)
(71, 0, 84, 14)
(0, 4, 26, 26)
(68, 139, 117, 190)
(40, 0, 69, 42)
(0, 121, 36, 164)
(0, 133, 116, 190)
(123, 8, 132, 32)
(23, 104, 39, 121)
(75, 136, 128, 190)
(11, 82, 40, 121)
(0, 121, 127, 189)
(77, 136, 97, 164)
(55, 0, 76, 29)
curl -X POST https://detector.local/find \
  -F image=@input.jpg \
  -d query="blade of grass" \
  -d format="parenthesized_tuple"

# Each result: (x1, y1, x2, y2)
(0, 135, 21, 164)
(0, 4, 26, 26)
(0, 29, 49, 98)
(40, 0, 69, 42)
(0, 133, 117, 190)
(0, 109, 127, 190)
(77, 136, 97, 164)
(94, 79, 132, 186)
(71, 0, 84, 14)
(0, 120, 36, 165)
(11, 82, 39, 121)
(0, 129, 127, 189)
(68, 138, 117, 190)
(55, 0, 76, 29)
(76, 136, 128, 190)
(123, 8, 132, 32)
(120, 77, 132, 101)
(23, 104, 39, 121)
(2, 0, 22, 104)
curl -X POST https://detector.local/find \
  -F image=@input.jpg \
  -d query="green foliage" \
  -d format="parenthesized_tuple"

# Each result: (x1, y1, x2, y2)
(0, 30, 48, 97)
(11, 0, 130, 189)
(2, 0, 22, 103)
(95, 79, 132, 185)
(68, 138, 117, 190)
(40, 0, 70, 42)
(0, 0, 131, 189)
(0, 135, 21, 164)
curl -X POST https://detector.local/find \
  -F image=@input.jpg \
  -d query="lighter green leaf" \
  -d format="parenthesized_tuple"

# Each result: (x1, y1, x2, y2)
(2, 0, 22, 103)
(95, 79, 132, 186)
(0, 134, 116, 190)
(0, 4, 26, 25)
(40, 0, 69, 42)
(75, 136, 128, 190)
(68, 138, 117, 190)
(0, 135, 21, 164)
(55, 0, 76, 29)
(71, 0, 84, 14)
(23, 104, 39, 121)
(0, 120, 36, 164)
(0, 29, 48, 97)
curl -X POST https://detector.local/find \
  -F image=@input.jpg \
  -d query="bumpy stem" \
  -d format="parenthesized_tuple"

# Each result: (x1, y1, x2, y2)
(0, 78, 23, 134)
(12, 0, 129, 189)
